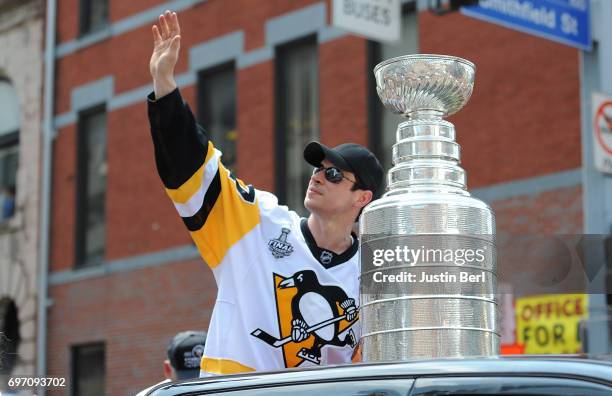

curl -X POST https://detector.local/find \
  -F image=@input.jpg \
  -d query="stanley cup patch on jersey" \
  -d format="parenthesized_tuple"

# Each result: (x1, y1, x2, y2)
(250, 270, 358, 368)
(268, 228, 294, 259)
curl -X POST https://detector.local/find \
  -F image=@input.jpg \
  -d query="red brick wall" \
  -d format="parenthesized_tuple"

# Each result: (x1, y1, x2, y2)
(51, 125, 77, 272)
(47, 258, 215, 395)
(419, 11, 581, 188)
(55, 23, 166, 115)
(319, 36, 369, 147)
(56, 0, 79, 44)
(493, 185, 583, 235)
(493, 186, 584, 297)
(236, 61, 275, 191)
(54, 0, 325, 114)
(56, 0, 168, 42)
(110, 0, 167, 23)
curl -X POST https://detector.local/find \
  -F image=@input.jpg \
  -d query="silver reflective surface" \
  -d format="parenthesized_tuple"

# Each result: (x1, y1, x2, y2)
(374, 55, 475, 117)
(361, 54, 499, 361)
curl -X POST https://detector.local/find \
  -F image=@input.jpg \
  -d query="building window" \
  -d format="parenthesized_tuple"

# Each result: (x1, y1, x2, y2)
(0, 298, 20, 375)
(71, 342, 105, 396)
(79, 0, 109, 36)
(75, 106, 107, 268)
(368, 3, 418, 172)
(0, 77, 19, 221)
(276, 37, 319, 214)
(197, 62, 237, 171)
(0, 134, 18, 221)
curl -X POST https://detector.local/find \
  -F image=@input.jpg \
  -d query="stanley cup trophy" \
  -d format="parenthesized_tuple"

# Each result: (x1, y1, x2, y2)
(360, 55, 499, 361)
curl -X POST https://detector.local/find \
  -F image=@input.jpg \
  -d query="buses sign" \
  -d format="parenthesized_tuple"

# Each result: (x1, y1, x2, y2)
(332, 0, 401, 43)
(516, 294, 588, 354)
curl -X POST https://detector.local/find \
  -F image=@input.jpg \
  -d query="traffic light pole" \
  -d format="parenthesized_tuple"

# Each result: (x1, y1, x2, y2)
(580, 0, 611, 356)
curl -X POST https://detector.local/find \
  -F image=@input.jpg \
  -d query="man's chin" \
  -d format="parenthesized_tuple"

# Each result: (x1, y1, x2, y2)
(304, 199, 312, 212)
(304, 197, 319, 213)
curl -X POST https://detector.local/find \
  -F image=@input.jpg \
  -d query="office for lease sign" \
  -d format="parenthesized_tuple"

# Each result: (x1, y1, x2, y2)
(515, 294, 588, 354)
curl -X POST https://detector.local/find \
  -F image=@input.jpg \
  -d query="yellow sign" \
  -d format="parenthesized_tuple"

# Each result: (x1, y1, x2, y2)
(516, 294, 589, 354)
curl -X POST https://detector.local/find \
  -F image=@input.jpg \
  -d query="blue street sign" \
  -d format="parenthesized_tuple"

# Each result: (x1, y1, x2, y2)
(461, 0, 591, 51)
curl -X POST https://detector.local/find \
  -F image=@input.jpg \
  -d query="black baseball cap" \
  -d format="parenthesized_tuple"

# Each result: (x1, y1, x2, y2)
(167, 331, 207, 380)
(303, 142, 384, 198)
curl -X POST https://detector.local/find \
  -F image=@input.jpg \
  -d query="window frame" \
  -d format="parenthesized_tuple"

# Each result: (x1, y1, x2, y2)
(0, 297, 21, 375)
(196, 61, 238, 171)
(70, 341, 106, 396)
(79, 0, 109, 36)
(74, 104, 107, 269)
(0, 131, 19, 221)
(274, 35, 319, 211)
(0, 76, 20, 221)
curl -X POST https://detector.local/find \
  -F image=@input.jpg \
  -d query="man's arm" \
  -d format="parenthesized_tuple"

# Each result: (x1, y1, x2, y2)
(148, 11, 205, 189)
(147, 12, 260, 270)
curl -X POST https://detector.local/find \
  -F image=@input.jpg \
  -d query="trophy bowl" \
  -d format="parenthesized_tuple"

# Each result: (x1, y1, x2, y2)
(374, 54, 475, 117)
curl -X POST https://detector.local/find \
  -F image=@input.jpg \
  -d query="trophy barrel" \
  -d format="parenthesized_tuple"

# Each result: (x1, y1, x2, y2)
(359, 191, 499, 360)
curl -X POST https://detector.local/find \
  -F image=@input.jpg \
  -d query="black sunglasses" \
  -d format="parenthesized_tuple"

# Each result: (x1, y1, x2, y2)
(313, 166, 356, 184)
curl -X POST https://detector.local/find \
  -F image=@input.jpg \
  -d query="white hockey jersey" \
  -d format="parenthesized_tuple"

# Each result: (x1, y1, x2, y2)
(148, 89, 360, 376)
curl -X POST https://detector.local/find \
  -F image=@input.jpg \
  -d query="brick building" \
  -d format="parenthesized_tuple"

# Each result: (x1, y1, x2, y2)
(45, 0, 586, 394)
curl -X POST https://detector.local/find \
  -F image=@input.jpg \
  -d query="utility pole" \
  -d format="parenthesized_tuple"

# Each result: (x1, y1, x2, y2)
(580, 0, 611, 355)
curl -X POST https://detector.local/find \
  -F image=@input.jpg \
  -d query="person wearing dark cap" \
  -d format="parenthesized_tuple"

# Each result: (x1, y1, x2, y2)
(147, 11, 383, 376)
(136, 331, 207, 395)
(165, 331, 207, 380)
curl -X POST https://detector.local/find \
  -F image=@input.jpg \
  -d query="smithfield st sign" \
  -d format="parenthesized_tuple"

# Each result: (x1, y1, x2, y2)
(461, 0, 591, 51)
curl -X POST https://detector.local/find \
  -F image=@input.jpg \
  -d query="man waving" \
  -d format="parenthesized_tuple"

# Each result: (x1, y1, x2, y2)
(147, 10, 383, 376)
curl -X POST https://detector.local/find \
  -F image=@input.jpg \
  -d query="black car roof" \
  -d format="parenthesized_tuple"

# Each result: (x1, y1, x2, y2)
(147, 357, 612, 395)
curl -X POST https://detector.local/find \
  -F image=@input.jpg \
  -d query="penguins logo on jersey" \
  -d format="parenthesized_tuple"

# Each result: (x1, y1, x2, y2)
(268, 228, 294, 259)
(250, 270, 358, 367)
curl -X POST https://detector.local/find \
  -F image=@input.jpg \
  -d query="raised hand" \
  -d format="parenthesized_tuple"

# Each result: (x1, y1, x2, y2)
(150, 10, 181, 99)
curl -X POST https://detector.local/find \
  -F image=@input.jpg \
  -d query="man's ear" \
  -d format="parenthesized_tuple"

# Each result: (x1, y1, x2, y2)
(163, 359, 174, 380)
(355, 190, 373, 209)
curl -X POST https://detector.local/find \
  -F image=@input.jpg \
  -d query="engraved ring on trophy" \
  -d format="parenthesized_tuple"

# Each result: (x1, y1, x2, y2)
(360, 54, 499, 361)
